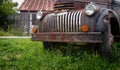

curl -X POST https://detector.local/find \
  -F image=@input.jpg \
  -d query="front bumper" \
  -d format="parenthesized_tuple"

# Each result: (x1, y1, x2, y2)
(32, 32, 102, 43)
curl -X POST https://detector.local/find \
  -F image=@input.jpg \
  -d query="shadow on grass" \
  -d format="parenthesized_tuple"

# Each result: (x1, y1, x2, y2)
(58, 43, 120, 64)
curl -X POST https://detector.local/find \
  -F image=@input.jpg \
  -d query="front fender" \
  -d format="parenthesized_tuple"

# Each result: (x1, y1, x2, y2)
(95, 9, 110, 32)
(95, 9, 120, 34)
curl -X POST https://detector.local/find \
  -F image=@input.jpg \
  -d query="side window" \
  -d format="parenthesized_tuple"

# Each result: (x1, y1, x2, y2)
(32, 13, 37, 25)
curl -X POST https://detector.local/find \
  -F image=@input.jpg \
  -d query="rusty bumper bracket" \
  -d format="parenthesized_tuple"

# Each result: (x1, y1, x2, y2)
(32, 32, 102, 43)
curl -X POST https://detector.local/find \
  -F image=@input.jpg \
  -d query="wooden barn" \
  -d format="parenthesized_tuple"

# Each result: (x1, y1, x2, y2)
(13, 0, 56, 35)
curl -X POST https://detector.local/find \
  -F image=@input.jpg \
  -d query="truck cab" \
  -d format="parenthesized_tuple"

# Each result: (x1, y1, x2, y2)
(32, 0, 120, 56)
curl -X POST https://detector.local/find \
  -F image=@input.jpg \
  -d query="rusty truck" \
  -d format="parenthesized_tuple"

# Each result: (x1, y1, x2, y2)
(32, 0, 120, 56)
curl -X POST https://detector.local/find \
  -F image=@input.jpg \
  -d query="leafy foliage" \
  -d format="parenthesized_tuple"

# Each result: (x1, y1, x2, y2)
(0, 0, 18, 30)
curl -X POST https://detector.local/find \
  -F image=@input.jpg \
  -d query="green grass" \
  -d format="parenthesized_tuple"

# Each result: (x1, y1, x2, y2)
(0, 39, 120, 70)
(0, 30, 13, 36)
(0, 28, 26, 36)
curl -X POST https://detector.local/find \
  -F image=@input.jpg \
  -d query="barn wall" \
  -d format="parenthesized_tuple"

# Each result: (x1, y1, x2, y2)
(10, 12, 36, 36)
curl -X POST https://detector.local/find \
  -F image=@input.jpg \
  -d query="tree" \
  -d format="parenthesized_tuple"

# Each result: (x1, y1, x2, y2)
(0, 0, 18, 30)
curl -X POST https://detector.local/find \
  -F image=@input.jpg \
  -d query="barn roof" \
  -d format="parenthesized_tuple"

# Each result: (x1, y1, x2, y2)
(19, 0, 56, 12)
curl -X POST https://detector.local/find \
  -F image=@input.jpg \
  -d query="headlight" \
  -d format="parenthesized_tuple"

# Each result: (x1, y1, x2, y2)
(85, 3, 96, 16)
(36, 11, 43, 19)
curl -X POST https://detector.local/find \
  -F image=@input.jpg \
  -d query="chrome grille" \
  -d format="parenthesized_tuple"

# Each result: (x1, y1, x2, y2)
(44, 11, 82, 32)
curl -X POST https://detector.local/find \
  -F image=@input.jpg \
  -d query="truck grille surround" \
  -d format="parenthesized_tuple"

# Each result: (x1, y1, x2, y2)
(54, 2, 74, 10)
(43, 11, 82, 32)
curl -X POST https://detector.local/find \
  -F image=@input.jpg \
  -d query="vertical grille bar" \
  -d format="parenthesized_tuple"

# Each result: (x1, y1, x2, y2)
(49, 16, 52, 31)
(70, 11, 74, 32)
(59, 16, 61, 32)
(79, 11, 82, 31)
(61, 15, 63, 32)
(46, 16, 49, 32)
(54, 15, 57, 32)
(73, 11, 77, 32)
(75, 11, 79, 32)
(62, 14, 65, 32)
(51, 15, 54, 32)
(75, 11, 80, 32)
(67, 12, 72, 32)
(57, 15, 59, 32)
(65, 12, 69, 32)
(49, 17, 51, 32)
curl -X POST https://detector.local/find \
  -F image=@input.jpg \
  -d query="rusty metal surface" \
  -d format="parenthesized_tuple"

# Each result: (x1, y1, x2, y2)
(32, 32, 102, 43)
(81, 10, 96, 32)
(41, 10, 98, 32)
(19, 0, 110, 12)
(56, 0, 109, 3)
(32, 0, 111, 43)
(19, 0, 56, 12)
(54, 2, 74, 10)
(42, 11, 82, 32)
(55, 0, 110, 10)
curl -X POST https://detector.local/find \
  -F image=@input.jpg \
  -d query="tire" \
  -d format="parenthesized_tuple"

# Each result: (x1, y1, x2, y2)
(114, 36, 120, 42)
(43, 42, 51, 50)
(43, 42, 61, 50)
(99, 24, 113, 57)
(87, 43, 100, 51)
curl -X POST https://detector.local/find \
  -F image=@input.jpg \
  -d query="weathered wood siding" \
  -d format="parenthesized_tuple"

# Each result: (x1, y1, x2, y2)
(10, 12, 31, 36)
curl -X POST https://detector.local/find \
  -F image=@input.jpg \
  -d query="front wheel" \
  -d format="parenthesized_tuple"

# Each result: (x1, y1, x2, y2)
(99, 24, 113, 57)
(43, 42, 61, 50)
